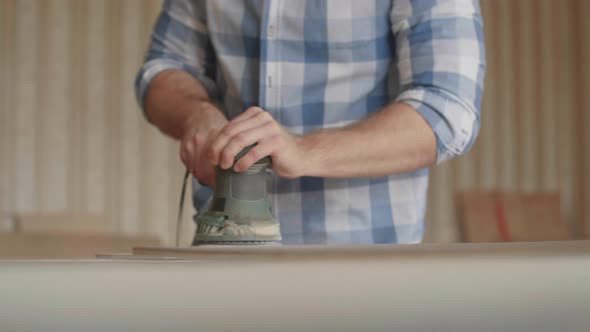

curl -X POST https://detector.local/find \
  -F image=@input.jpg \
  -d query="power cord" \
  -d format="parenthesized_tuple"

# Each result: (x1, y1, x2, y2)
(175, 169, 190, 247)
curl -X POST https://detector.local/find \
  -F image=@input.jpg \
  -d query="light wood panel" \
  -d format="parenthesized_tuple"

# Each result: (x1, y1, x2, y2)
(13, 0, 39, 213)
(0, 0, 589, 244)
(581, 0, 590, 236)
(0, 233, 160, 259)
(424, 0, 589, 241)
(84, 0, 106, 215)
(0, 0, 16, 231)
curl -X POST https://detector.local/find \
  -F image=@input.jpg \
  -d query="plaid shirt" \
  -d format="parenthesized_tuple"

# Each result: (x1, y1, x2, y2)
(135, 0, 486, 244)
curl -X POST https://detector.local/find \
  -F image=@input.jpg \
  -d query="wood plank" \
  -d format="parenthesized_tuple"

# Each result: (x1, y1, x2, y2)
(119, 0, 142, 235)
(517, 0, 537, 192)
(556, 0, 578, 236)
(457, 191, 569, 242)
(68, 0, 84, 212)
(0, 233, 160, 259)
(39, 0, 71, 211)
(132, 240, 590, 261)
(84, 0, 107, 214)
(14, 0, 39, 212)
(95, 253, 186, 260)
(0, 0, 16, 231)
(582, 0, 590, 237)
(139, 1, 174, 242)
(428, 163, 457, 243)
(477, 0, 497, 191)
(574, 0, 589, 238)
(497, 0, 517, 190)
(13, 213, 112, 234)
(538, 0, 559, 191)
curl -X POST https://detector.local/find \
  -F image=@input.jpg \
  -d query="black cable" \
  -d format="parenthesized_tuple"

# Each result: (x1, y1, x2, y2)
(175, 169, 190, 247)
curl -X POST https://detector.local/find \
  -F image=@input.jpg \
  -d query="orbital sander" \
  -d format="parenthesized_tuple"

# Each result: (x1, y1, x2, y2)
(192, 146, 281, 245)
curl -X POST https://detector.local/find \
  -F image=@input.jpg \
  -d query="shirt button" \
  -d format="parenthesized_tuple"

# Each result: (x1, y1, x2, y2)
(267, 25, 276, 38)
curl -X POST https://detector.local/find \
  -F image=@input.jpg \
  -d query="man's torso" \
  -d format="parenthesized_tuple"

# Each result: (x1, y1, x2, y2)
(192, 0, 429, 244)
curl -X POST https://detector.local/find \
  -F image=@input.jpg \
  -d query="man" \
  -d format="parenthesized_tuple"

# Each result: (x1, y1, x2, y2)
(135, 0, 486, 244)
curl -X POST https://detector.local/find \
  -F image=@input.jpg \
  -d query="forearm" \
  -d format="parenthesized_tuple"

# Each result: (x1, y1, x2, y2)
(145, 69, 227, 140)
(300, 102, 437, 178)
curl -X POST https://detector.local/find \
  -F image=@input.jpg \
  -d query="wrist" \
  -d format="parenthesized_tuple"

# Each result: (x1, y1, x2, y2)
(297, 131, 326, 177)
(181, 100, 227, 139)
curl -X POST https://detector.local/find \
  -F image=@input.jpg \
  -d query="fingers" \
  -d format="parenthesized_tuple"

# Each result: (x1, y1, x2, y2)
(218, 123, 274, 169)
(229, 106, 265, 124)
(198, 162, 216, 188)
(185, 107, 279, 174)
(179, 138, 195, 171)
(208, 108, 274, 166)
(189, 138, 205, 179)
(233, 136, 278, 172)
(179, 129, 218, 186)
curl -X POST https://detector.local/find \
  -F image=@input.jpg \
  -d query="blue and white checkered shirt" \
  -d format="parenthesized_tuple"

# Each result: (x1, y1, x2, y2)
(136, 0, 486, 244)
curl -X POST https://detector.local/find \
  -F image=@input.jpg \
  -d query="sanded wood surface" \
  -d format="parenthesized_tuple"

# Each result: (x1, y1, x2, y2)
(132, 240, 590, 261)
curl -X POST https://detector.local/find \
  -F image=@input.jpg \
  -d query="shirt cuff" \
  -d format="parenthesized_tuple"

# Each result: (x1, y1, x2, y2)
(396, 87, 480, 164)
(134, 58, 218, 122)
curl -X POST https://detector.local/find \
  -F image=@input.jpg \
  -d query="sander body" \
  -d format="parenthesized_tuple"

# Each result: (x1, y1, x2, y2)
(193, 147, 281, 245)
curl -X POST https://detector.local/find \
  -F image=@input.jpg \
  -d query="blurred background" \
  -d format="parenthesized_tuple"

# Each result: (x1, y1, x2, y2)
(0, 0, 588, 252)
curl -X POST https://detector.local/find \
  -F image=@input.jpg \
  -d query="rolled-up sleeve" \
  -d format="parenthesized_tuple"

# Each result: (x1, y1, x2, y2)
(391, 0, 486, 163)
(134, 0, 218, 121)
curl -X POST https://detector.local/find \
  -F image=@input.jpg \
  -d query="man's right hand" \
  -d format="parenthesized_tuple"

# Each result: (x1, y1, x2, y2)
(178, 102, 228, 188)
(143, 70, 228, 187)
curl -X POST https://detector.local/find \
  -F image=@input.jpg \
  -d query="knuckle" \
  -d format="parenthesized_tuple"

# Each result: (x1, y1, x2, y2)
(266, 120, 279, 131)
(206, 150, 216, 162)
(184, 139, 194, 150)
(194, 133, 206, 146)
(221, 150, 232, 164)
(207, 128, 219, 137)
(206, 144, 215, 156)
(249, 148, 262, 161)
(220, 127, 233, 138)
(206, 145, 219, 160)
(234, 133, 247, 144)
(259, 111, 272, 121)
(190, 132, 199, 141)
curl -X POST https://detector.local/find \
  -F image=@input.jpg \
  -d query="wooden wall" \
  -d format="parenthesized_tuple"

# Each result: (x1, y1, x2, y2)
(425, 0, 590, 242)
(0, 0, 190, 243)
(1, 0, 589, 244)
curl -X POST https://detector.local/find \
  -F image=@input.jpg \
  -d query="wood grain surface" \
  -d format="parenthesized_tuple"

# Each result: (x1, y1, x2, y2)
(0, 232, 160, 259)
(131, 240, 590, 261)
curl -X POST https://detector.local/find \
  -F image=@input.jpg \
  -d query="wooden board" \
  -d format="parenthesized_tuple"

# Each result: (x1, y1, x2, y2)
(456, 191, 569, 242)
(95, 253, 186, 261)
(0, 232, 160, 259)
(13, 212, 112, 234)
(132, 240, 590, 261)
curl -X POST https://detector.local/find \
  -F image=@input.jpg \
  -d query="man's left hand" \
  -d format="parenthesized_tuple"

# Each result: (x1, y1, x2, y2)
(206, 106, 310, 178)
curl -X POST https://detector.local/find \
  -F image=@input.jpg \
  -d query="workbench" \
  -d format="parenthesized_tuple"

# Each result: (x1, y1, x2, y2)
(1, 241, 589, 332)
